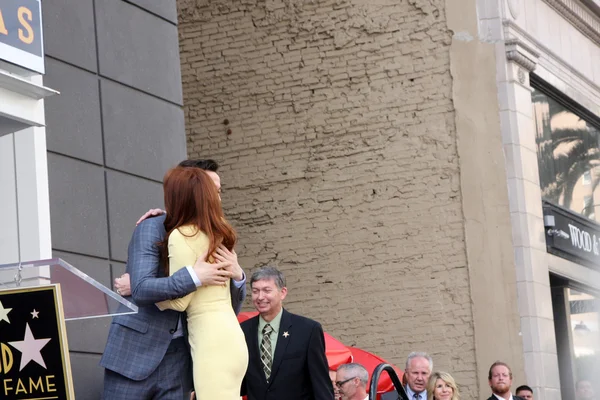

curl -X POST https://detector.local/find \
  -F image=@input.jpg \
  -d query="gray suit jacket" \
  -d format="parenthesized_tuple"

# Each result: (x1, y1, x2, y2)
(100, 215, 246, 381)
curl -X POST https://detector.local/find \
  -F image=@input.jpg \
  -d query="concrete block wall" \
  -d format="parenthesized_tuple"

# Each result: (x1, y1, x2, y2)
(42, 0, 186, 397)
(179, 0, 478, 396)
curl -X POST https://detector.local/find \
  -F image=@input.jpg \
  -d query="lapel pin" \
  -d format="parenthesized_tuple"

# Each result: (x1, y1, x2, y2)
(283, 331, 289, 338)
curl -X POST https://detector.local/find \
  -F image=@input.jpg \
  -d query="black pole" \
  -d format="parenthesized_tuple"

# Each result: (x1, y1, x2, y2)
(369, 363, 410, 400)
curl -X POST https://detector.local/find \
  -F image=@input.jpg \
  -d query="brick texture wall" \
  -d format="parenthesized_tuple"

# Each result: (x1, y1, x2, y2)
(178, 0, 478, 396)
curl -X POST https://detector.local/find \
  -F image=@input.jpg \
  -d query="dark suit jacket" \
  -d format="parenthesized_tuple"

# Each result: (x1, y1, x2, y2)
(487, 395, 525, 400)
(241, 309, 334, 400)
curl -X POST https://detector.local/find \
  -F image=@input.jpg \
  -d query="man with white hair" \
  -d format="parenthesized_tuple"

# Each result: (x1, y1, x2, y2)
(336, 363, 369, 400)
(404, 352, 433, 400)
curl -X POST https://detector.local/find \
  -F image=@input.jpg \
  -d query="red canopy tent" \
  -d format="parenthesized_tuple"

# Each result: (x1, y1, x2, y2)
(323, 333, 352, 370)
(237, 311, 258, 323)
(236, 312, 403, 397)
(349, 346, 404, 396)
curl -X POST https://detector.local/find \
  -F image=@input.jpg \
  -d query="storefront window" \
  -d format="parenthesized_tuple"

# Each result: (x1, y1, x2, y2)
(568, 288, 600, 380)
(552, 276, 600, 399)
(533, 88, 600, 221)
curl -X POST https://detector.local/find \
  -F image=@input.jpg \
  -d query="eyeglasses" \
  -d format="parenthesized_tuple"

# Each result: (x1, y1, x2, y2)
(335, 377, 356, 388)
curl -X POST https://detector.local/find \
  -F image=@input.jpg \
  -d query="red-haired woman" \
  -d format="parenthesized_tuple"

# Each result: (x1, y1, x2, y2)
(156, 166, 248, 399)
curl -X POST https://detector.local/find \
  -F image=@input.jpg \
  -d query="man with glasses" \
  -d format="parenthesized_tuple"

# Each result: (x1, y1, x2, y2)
(336, 363, 369, 400)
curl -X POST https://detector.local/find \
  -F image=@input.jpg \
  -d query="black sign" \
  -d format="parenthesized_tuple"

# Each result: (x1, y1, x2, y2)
(0, 0, 44, 73)
(0, 285, 74, 399)
(543, 201, 600, 267)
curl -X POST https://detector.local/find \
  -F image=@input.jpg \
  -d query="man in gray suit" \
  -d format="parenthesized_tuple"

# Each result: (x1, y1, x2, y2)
(101, 159, 246, 400)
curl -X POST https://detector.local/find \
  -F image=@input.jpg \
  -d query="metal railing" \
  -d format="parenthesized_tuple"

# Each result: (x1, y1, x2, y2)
(369, 363, 410, 400)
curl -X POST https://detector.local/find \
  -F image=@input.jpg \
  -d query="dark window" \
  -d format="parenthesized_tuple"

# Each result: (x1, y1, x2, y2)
(533, 80, 600, 221)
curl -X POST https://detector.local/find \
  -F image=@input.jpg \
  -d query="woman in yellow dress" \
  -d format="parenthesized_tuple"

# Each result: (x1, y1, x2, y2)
(155, 166, 248, 399)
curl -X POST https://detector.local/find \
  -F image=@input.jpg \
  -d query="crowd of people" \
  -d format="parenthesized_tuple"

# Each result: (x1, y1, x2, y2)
(100, 158, 597, 400)
(331, 354, 596, 400)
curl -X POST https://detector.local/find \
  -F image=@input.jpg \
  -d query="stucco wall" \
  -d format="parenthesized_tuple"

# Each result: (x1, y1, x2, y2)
(179, 0, 481, 396)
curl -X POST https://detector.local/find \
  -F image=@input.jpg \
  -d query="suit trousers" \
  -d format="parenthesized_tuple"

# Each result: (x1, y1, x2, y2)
(103, 337, 192, 400)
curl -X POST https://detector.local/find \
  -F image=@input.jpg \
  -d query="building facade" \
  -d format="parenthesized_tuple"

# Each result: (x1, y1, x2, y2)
(0, 0, 186, 398)
(2, 0, 600, 397)
(486, 1, 600, 399)
(180, 0, 600, 399)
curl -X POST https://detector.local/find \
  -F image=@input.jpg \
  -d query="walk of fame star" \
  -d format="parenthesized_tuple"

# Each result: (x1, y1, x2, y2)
(8, 323, 51, 371)
(31, 309, 40, 319)
(0, 300, 12, 324)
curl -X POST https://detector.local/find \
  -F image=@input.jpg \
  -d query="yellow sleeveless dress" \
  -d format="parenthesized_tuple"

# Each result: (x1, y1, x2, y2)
(156, 225, 248, 399)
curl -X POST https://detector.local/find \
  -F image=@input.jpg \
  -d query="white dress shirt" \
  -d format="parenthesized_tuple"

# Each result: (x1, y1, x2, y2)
(405, 385, 426, 400)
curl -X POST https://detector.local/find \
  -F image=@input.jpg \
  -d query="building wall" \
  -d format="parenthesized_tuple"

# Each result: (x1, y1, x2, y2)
(179, 0, 523, 397)
(476, 0, 600, 398)
(42, 0, 186, 398)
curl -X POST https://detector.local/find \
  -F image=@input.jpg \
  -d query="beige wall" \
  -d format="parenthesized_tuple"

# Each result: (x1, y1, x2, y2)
(178, 0, 523, 397)
(448, 0, 527, 396)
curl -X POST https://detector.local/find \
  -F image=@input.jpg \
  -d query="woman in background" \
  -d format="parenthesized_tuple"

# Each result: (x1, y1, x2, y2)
(427, 371, 460, 400)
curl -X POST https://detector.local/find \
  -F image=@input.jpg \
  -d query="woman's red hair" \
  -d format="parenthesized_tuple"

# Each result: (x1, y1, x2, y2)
(158, 166, 236, 274)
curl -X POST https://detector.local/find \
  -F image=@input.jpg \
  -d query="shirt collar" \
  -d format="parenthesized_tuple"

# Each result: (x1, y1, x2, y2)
(405, 386, 426, 399)
(258, 308, 283, 335)
(493, 394, 513, 400)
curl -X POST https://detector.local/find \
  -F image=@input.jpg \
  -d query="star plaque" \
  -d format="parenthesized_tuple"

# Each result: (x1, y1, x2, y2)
(0, 285, 74, 399)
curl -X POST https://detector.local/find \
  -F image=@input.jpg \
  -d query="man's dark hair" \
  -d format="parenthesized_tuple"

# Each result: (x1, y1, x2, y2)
(178, 159, 219, 172)
(516, 385, 533, 394)
(488, 361, 512, 380)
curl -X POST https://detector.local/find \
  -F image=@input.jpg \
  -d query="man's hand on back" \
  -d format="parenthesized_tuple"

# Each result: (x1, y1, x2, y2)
(136, 208, 165, 225)
(213, 245, 244, 281)
(193, 250, 233, 286)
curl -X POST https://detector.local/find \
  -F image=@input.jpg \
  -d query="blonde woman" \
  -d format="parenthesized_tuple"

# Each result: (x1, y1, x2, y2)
(427, 371, 460, 400)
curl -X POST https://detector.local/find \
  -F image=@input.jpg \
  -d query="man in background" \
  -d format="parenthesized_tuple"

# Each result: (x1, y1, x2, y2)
(336, 363, 369, 400)
(487, 361, 524, 400)
(404, 352, 433, 400)
(240, 266, 334, 400)
(515, 385, 533, 400)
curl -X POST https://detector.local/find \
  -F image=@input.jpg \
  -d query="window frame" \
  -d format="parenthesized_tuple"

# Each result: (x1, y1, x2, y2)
(530, 74, 600, 130)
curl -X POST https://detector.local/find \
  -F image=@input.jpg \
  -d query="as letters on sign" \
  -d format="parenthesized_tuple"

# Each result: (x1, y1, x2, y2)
(0, 6, 34, 44)
(0, 0, 43, 74)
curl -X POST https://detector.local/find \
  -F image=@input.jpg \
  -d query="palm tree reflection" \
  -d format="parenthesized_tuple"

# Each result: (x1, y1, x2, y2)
(534, 90, 600, 220)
